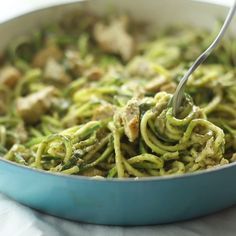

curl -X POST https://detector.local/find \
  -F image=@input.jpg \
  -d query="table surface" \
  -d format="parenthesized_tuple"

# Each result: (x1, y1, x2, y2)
(0, 0, 235, 235)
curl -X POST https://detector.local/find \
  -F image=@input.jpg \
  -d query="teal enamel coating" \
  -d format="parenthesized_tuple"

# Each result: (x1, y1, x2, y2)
(0, 0, 235, 225)
(0, 159, 236, 225)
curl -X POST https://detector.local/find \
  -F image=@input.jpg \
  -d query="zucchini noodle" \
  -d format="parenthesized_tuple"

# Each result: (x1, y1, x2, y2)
(0, 12, 235, 178)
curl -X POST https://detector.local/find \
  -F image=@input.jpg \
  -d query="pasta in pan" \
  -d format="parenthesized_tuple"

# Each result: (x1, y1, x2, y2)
(0, 12, 235, 178)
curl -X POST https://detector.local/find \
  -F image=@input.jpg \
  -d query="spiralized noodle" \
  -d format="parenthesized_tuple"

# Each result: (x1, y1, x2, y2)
(0, 12, 235, 178)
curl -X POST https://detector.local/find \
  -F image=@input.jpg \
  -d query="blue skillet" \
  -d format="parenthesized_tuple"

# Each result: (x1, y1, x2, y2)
(0, 0, 235, 225)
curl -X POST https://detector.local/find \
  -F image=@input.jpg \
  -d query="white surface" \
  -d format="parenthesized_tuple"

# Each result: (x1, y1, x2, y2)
(0, 0, 236, 236)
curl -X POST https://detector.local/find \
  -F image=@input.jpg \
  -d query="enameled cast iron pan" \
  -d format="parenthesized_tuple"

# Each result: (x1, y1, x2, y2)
(0, 0, 235, 226)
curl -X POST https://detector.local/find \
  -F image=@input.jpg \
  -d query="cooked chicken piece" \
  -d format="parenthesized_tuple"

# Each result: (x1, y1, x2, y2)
(92, 104, 115, 121)
(121, 98, 140, 142)
(44, 58, 71, 85)
(93, 17, 134, 61)
(64, 50, 84, 76)
(0, 66, 21, 88)
(85, 67, 104, 81)
(33, 45, 62, 68)
(16, 86, 57, 124)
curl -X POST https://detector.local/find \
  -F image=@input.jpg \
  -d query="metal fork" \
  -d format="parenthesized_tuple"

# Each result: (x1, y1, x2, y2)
(171, 0, 236, 116)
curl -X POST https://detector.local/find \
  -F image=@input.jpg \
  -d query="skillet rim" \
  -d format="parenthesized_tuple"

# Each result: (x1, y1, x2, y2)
(0, 0, 233, 183)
